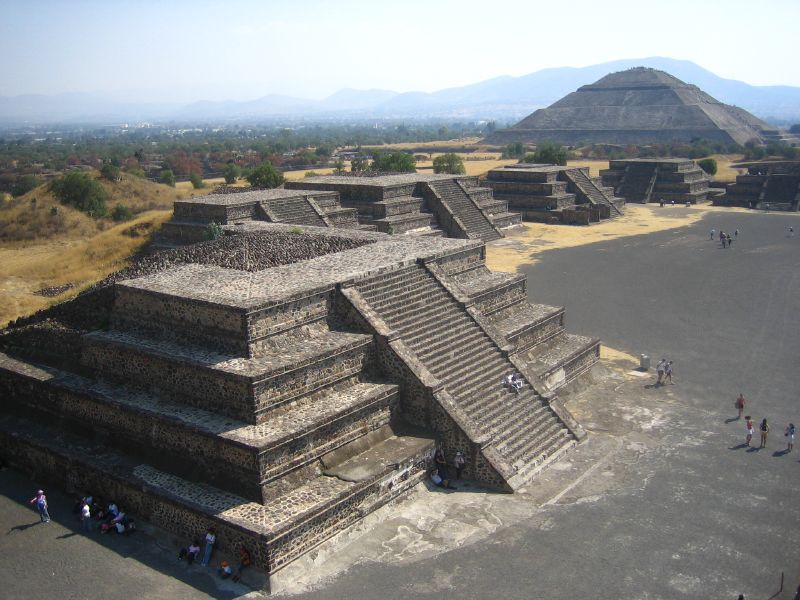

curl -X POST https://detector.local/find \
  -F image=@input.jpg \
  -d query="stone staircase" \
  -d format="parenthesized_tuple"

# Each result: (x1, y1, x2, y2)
(426, 179, 502, 242)
(562, 168, 624, 216)
(618, 164, 658, 202)
(259, 196, 328, 227)
(354, 261, 587, 487)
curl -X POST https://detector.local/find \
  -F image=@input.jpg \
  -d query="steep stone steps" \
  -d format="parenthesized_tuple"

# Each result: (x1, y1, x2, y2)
(263, 197, 327, 227)
(487, 302, 565, 353)
(427, 179, 501, 242)
(355, 264, 575, 479)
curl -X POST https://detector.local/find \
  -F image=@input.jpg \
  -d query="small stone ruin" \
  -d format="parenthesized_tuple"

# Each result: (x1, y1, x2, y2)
(715, 161, 800, 211)
(0, 223, 598, 589)
(600, 158, 714, 204)
(483, 164, 624, 225)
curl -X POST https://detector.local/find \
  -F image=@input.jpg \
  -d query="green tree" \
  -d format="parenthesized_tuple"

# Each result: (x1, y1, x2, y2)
(189, 172, 205, 189)
(501, 142, 526, 159)
(160, 169, 176, 187)
(697, 158, 718, 175)
(111, 203, 134, 221)
(12, 174, 42, 197)
(50, 172, 107, 217)
(333, 159, 346, 174)
(126, 167, 146, 178)
(371, 151, 416, 173)
(433, 153, 466, 174)
(246, 162, 284, 188)
(100, 163, 121, 181)
(527, 142, 568, 166)
(223, 162, 241, 184)
(350, 156, 370, 173)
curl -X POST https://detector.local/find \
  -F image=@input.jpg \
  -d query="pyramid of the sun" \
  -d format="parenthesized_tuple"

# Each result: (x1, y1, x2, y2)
(486, 67, 769, 146)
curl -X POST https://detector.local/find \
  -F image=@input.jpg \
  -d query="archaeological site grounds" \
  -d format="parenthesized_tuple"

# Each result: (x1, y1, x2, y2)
(1, 67, 799, 600)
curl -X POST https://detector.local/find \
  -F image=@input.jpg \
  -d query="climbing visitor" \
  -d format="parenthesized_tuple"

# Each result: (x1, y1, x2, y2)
(745, 416, 754, 446)
(453, 451, 466, 480)
(29, 489, 50, 523)
(201, 528, 216, 566)
(785, 423, 795, 452)
(759, 418, 770, 448)
(735, 393, 746, 419)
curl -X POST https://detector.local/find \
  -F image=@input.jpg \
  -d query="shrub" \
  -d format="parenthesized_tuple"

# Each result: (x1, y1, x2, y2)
(189, 172, 205, 189)
(697, 158, 718, 175)
(111, 204, 134, 222)
(371, 151, 416, 173)
(432, 153, 466, 174)
(12, 174, 42, 197)
(304, 171, 319, 178)
(126, 167, 146, 178)
(100, 164, 121, 181)
(528, 142, 568, 166)
(206, 221, 224, 240)
(501, 142, 526, 159)
(50, 171, 107, 217)
(246, 162, 284, 188)
(223, 162, 241, 184)
(160, 169, 176, 187)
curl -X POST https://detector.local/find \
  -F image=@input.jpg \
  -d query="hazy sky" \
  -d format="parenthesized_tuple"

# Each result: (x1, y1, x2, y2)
(1, 0, 798, 102)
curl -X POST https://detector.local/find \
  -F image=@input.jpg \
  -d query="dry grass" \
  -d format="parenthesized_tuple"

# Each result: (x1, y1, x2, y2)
(708, 154, 746, 183)
(0, 210, 172, 326)
(283, 168, 338, 181)
(566, 159, 610, 178)
(372, 138, 483, 151)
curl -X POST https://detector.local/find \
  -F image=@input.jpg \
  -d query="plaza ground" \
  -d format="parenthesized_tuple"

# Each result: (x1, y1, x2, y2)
(1, 205, 798, 599)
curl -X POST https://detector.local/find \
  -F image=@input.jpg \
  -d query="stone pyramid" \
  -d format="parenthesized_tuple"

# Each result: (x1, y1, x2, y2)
(487, 67, 769, 146)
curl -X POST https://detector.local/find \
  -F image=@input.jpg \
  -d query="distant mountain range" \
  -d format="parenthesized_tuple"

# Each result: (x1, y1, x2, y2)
(2, 57, 800, 125)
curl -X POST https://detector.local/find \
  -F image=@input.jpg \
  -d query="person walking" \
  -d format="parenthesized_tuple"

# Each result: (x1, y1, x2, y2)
(759, 418, 770, 448)
(200, 528, 216, 567)
(785, 423, 795, 452)
(655, 358, 666, 385)
(734, 229, 739, 239)
(726, 233, 733, 247)
(664, 361, 674, 384)
(29, 489, 50, 523)
(709, 228, 715, 240)
(735, 393, 746, 419)
(745, 416, 754, 446)
(453, 451, 466, 480)
(80, 500, 91, 532)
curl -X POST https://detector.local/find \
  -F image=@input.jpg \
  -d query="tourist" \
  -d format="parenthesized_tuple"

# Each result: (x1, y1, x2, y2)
(719, 230, 725, 242)
(664, 361, 674, 384)
(722, 235, 727, 248)
(201, 528, 216, 566)
(789, 226, 794, 237)
(503, 372, 514, 390)
(179, 540, 201, 565)
(734, 393, 746, 419)
(759, 418, 770, 448)
(232, 545, 252, 582)
(434, 448, 448, 478)
(453, 451, 466, 480)
(785, 423, 795, 452)
(430, 469, 455, 490)
(745, 416, 754, 446)
(734, 229, 739, 239)
(655, 358, 666, 385)
(218, 560, 233, 579)
(710, 228, 715, 240)
(510, 371, 523, 393)
(726, 233, 732, 247)
(80, 499, 91, 532)
(29, 489, 50, 523)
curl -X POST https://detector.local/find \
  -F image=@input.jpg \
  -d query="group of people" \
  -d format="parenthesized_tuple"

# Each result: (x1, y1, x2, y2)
(177, 529, 251, 581)
(76, 492, 135, 535)
(654, 358, 674, 385)
(736, 393, 795, 451)
(430, 448, 466, 489)
(710, 228, 738, 248)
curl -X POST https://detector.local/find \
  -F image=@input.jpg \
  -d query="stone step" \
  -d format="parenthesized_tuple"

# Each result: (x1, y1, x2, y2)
(366, 277, 442, 311)
(82, 328, 375, 424)
(371, 196, 424, 218)
(489, 302, 565, 352)
(416, 325, 485, 361)
(0, 414, 432, 575)
(515, 332, 600, 392)
(0, 352, 397, 503)
(371, 212, 434, 235)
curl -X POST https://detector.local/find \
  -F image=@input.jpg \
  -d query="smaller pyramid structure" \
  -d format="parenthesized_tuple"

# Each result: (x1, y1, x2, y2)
(487, 67, 770, 146)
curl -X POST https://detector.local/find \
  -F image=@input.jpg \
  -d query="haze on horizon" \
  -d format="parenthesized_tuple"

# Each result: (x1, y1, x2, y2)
(1, 0, 798, 104)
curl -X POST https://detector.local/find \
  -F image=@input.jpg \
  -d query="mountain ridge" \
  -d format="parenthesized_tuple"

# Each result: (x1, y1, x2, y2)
(2, 57, 799, 124)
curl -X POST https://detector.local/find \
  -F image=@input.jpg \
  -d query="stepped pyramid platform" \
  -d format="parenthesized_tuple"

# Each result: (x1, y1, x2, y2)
(159, 188, 365, 246)
(286, 173, 521, 242)
(600, 158, 713, 204)
(715, 161, 800, 211)
(484, 164, 625, 225)
(0, 224, 597, 588)
(486, 67, 771, 146)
